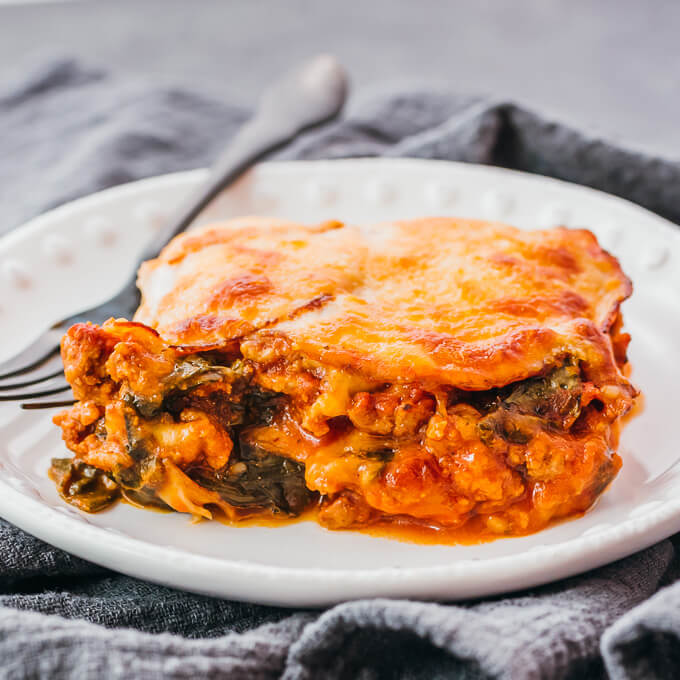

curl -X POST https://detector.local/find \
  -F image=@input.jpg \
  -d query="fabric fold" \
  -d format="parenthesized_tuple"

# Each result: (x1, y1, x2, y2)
(0, 606, 311, 680)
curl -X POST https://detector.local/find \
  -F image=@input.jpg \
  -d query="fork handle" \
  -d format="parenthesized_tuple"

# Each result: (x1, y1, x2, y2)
(66, 109, 318, 325)
(63, 55, 348, 326)
(141, 114, 299, 264)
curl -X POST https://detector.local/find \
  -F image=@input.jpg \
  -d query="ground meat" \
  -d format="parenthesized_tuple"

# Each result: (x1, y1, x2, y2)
(53, 400, 103, 456)
(347, 385, 436, 437)
(106, 340, 176, 405)
(318, 491, 377, 529)
(61, 324, 118, 401)
(165, 383, 245, 429)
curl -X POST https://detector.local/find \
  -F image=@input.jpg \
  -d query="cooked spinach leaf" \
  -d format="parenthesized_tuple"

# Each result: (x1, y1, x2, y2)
(123, 355, 234, 419)
(358, 448, 394, 462)
(502, 363, 582, 427)
(114, 415, 165, 499)
(49, 458, 120, 512)
(477, 362, 583, 445)
(188, 435, 315, 516)
(241, 387, 286, 426)
(165, 356, 232, 392)
(122, 391, 161, 419)
(121, 487, 172, 510)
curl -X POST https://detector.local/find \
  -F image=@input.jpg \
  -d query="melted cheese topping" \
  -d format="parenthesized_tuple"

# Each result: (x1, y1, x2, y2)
(136, 217, 633, 398)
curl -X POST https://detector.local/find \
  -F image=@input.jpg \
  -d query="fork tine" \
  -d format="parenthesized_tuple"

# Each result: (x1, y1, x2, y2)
(21, 399, 76, 411)
(0, 381, 71, 402)
(0, 368, 65, 391)
(0, 325, 65, 380)
(0, 343, 61, 380)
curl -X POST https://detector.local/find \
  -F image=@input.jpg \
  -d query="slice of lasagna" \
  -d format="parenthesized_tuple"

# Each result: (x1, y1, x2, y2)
(51, 216, 637, 540)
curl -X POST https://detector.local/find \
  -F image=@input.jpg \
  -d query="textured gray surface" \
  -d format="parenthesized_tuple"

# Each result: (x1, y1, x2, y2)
(1, 57, 680, 679)
(0, 0, 679, 158)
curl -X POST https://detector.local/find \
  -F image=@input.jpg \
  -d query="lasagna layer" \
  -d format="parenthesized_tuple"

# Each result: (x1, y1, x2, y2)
(51, 217, 636, 540)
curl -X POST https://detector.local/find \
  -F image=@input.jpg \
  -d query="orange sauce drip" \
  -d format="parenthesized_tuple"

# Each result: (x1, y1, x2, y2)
(201, 502, 591, 546)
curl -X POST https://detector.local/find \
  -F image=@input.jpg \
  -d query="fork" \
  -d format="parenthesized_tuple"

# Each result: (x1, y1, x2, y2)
(0, 54, 348, 408)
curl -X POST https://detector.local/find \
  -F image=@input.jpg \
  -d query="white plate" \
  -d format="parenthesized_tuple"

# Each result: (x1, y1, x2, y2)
(0, 159, 679, 607)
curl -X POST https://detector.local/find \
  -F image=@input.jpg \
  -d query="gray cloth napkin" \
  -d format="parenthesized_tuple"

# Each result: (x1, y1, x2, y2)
(1, 59, 679, 680)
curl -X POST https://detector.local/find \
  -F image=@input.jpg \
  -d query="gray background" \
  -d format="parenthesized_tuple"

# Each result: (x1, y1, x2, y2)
(0, 0, 678, 158)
